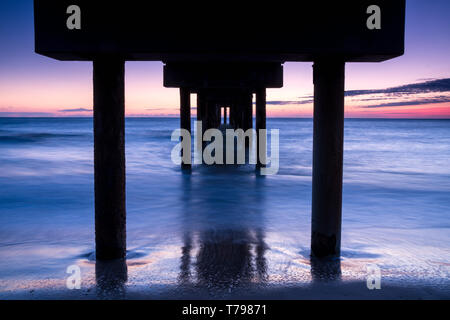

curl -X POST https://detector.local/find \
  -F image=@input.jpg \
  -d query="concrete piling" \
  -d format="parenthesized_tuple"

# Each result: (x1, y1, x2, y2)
(311, 60, 345, 258)
(256, 88, 266, 168)
(180, 87, 191, 169)
(93, 58, 126, 260)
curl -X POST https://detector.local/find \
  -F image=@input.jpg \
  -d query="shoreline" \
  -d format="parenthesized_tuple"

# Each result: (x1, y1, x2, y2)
(1, 281, 448, 300)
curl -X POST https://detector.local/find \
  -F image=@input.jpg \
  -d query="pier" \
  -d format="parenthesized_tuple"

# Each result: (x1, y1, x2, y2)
(34, 1, 405, 259)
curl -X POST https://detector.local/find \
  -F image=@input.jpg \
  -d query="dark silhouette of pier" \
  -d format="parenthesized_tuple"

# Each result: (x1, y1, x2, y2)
(34, 1, 405, 261)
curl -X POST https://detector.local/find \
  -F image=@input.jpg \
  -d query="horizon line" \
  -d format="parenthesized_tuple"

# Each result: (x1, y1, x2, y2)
(1, 116, 449, 120)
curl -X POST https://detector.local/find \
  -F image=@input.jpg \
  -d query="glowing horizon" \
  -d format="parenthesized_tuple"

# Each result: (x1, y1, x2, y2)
(1, 75, 449, 118)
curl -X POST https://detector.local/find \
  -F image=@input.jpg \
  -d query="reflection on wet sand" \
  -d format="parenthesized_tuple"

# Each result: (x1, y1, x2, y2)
(310, 256, 342, 282)
(180, 229, 267, 289)
(95, 258, 127, 298)
(178, 169, 268, 289)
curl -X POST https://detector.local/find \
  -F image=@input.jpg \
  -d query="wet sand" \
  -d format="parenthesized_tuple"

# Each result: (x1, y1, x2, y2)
(1, 281, 448, 300)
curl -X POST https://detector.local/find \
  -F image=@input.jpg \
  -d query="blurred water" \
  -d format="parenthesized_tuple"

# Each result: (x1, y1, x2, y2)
(0, 117, 449, 298)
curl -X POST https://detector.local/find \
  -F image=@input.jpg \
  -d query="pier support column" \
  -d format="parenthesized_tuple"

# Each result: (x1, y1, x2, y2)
(256, 88, 266, 168)
(93, 58, 126, 260)
(244, 91, 253, 131)
(180, 87, 191, 169)
(197, 91, 207, 133)
(311, 60, 345, 258)
(224, 106, 227, 125)
(206, 99, 219, 130)
(230, 99, 237, 129)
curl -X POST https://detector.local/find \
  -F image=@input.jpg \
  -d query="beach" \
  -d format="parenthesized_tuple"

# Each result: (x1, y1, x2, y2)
(0, 118, 449, 299)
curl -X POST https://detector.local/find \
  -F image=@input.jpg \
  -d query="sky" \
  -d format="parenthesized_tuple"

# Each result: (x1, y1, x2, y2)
(0, 0, 449, 118)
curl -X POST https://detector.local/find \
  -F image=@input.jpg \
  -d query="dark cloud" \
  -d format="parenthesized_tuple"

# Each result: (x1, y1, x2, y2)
(415, 78, 439, 82)
(265, 78, 450, 108)
(146, 107, 196, 111)
(362, 96, 450, 108)
(266, 100, 312, 106)
(145, 107, 170, 111)
(59, 108, 92, 112)
(0, 112, 55, 117)
(345, 78, 450, 97)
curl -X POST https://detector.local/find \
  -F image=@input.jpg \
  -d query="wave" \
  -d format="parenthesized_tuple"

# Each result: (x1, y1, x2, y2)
(0, 132, 87, 144)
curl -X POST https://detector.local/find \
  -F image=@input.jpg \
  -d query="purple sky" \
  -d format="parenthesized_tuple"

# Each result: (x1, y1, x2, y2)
(0, 0, 449, 117)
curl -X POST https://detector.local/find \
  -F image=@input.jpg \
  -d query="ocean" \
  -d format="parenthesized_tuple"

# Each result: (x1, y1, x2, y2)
(0, 117, 449, 299)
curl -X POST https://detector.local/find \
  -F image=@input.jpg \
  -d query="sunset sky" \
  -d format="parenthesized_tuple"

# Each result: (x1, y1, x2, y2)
(0, 0, 449, 118)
